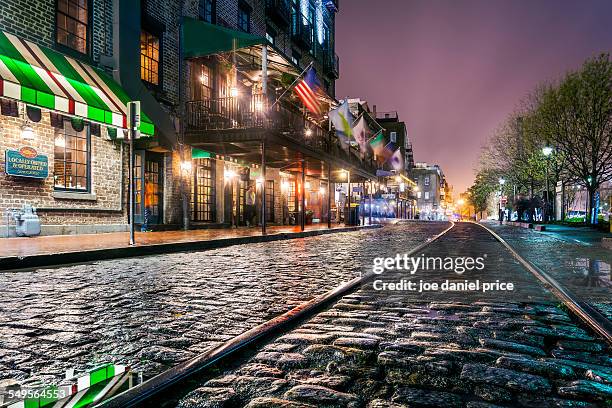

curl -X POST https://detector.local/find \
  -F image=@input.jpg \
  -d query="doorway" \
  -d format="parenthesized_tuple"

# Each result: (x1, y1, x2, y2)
(134, 151, 163, 225)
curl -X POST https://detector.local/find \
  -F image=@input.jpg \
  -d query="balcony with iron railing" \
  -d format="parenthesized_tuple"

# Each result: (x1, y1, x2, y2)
(323, 51, 339, 78)
(185, 94, 377, 174)
(291, 12, 313, 50)
(266, 0, 291, 27)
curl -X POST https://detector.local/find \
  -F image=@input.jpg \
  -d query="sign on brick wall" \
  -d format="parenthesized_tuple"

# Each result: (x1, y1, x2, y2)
(5, 146, 49, 179)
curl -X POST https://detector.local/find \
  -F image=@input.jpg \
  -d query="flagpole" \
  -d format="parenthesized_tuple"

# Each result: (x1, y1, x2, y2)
(269, 61, 314, 110)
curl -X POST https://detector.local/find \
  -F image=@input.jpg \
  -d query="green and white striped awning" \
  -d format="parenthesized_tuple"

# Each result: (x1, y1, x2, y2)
(0, 30, 154, 136)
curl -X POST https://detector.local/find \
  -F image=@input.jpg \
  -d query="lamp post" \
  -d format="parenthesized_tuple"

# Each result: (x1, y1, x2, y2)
(498, 177, 506, 223)
(542, 146, 553, 222)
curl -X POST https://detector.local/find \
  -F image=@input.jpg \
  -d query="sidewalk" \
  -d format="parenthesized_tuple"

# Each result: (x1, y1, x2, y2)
(535, 223, 611, 246)
(0, 223, 383, 271)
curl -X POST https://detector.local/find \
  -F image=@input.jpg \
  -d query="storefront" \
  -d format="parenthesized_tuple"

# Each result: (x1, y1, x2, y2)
(0, 30, 155, 236)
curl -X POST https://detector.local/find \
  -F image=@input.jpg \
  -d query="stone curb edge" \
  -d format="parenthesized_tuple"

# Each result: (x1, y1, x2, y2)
(0, 225, 383, 272)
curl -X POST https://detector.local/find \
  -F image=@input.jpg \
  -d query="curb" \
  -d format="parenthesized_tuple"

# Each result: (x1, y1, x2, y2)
(0, 225, 382, 271)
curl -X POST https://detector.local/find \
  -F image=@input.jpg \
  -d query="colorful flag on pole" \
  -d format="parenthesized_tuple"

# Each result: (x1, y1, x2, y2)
(389, 148, 404, 171)
(369, 131, 385, 155)
(329, 100, 353, 152)
(381, 142, 396, 163)
(294, 67, 323, 116)
(352, 115, 371, 154)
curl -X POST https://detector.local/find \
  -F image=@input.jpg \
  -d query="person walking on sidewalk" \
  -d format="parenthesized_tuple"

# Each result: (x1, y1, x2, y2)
(142, 179, 154, 232)
(245, 185, 256, 227)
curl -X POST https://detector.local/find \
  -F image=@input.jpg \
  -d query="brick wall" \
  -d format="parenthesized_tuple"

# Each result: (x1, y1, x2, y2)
(0, 0, 113, 67)
(0, 111, 127, 230)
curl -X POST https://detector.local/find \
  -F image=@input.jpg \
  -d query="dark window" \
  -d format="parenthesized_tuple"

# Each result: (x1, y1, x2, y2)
(291, 49, 301, 66)
(140, 30, 160, 85)
(199, 0, 215, 23)
(266, 26, 276, 45)
(54, 121, 90, 191)
(56, 0, 89, 54)
(192, 158, 216, 222)
(237, 2, 250, 32)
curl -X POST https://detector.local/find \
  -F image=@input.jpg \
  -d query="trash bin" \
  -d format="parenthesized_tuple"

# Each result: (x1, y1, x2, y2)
(347, 205, 360, 226)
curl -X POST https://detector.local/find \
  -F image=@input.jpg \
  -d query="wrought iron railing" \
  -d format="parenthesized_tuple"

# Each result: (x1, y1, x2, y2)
(266, 0, 291, 27)
(323, 51, 339, 77)
(291, 12, 312, 50)
(186, 95, 378, 174)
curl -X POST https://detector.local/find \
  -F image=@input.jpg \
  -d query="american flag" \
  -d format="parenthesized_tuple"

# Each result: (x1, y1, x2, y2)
(294, 67, 323, 116)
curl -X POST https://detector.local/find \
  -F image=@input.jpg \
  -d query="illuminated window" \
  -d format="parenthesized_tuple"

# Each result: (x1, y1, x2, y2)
(424, 176, 430, 186)
(56, 0, 89, 54)
(424, 191, 430, 200)
(54, 121, 90, 191)
(140, 31, 160, 85)
(417, 191, 422, 199)
(390, 132, 397, 143)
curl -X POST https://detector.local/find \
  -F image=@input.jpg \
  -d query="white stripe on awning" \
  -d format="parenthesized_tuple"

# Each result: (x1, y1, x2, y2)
(3, 80, 20, 99)
(28, 42, 87, 103)
(5, 32, 68, 99)
(0, 57, 18, 82)
(65, 57, 117, 115)
(79, 62, 128, 115)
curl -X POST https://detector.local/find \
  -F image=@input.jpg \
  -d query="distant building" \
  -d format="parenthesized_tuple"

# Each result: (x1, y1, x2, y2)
(410, 162, 447, 220)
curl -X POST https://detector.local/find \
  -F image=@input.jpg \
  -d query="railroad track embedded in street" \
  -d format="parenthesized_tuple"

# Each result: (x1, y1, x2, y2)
(95, 220, 611, 408)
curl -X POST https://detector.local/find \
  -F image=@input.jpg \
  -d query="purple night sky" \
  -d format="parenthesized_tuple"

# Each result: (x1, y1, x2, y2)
(336, 0, 612, 194)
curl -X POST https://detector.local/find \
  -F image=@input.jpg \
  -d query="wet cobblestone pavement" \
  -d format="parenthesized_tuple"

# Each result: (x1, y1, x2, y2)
(177, 223, 612, 408)
(486, 222, 612, 320)
(0, 222, 448, 390)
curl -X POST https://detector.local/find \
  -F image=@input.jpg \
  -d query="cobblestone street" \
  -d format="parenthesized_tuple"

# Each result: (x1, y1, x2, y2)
(176, 223, 612, 408)
(0, 222, 448, 389)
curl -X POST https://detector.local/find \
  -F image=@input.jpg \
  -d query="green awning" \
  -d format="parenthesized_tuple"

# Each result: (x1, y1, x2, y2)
(0, 30, 154, 136)
(191, 148, 212, 159)
(182, 17, 267, 58)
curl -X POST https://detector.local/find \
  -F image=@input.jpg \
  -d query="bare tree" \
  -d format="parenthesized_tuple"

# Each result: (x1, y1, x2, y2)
(531, 54, 612, 224)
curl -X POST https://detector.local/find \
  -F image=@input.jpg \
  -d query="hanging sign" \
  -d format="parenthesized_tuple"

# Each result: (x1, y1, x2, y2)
(5, 146, 49, 179)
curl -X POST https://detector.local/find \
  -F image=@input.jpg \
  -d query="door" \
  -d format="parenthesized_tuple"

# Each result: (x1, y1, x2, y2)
(191, 158, 216, 222)
(134, 151, 163, 225)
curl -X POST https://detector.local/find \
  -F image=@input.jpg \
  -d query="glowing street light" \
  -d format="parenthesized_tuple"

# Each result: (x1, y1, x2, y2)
(542, 146, 553, 156)
(499, 177, 506, 185)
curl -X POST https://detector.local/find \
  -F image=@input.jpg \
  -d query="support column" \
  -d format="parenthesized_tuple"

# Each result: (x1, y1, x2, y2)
(347, 170, 351, 226)
(369, 180, 373, 225)
(301, 160, 306, 232)
(327, 164, 332, 229)
(261, 137, 266, 235)
(361, 182, 366, 226)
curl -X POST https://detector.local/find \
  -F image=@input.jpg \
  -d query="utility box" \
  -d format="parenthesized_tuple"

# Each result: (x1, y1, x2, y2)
(14, 204, 41, 237)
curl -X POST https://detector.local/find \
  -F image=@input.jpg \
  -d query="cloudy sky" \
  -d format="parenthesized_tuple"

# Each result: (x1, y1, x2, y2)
(336, 0, 612, 194)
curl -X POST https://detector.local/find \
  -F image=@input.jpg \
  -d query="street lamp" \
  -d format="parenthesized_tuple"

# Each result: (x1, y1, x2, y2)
(542, 146, 553, 222)
(498, 178, 506, 223)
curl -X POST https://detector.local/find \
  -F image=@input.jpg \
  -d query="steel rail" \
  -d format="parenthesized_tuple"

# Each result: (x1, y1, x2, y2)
(95, 221, 456, 408)
(475, 221, 612, 346)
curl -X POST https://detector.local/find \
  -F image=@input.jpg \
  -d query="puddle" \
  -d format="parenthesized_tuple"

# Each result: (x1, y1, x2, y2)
(566, 257, 612, 288)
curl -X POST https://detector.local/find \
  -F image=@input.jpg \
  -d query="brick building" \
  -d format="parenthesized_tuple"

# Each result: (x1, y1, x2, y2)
(410, 162, 449, 220)
(0, 0, 385, 236)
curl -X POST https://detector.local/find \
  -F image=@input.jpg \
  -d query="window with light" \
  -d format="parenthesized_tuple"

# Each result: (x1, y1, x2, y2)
(54, 121, 90, 191)
(56, 0, 89, 54)
(140, 31, 160, 85)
